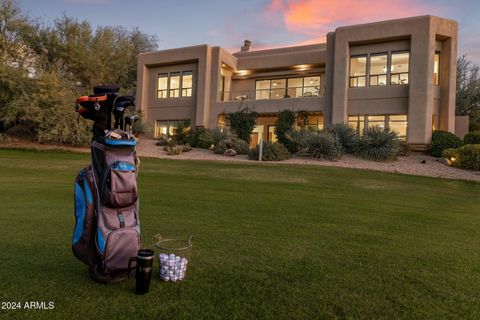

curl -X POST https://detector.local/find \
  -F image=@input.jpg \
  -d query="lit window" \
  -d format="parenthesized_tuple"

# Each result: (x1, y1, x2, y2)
(268, 125, 277, 142)
(169, 72, 180, 98)
(367, 115, 386, 129)
(287, 78, 303, 98)
(181, 71, 193, 97)
(349, 55, 367, 87)
(388, 115, 407, 139)
(303, 76, 320, 97)
(255, 80, 271, 100)
(348, 115, 365, 135)
(390, 52, 409, 85)
(157, 73, 168, 99)
(154, 120, 188, 137)
(271, 79, 286, 99)
(434, 52, 440, 86)
(369, 53, 388, 86)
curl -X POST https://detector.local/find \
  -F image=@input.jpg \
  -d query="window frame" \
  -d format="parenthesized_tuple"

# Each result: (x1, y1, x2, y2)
(369, 52, 388, 87)
(255, 75, 322, 100)
(157, 73, 169, 99)
(349, 54, 368, 88)
(389, 51, 410, 86)
(181, 71, 193, 97)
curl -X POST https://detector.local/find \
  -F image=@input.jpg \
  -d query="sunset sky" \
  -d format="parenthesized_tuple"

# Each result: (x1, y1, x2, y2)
(18, 0, 480, 64)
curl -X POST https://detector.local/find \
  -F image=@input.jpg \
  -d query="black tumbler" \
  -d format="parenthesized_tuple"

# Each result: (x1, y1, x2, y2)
(128, 249, 154, 295)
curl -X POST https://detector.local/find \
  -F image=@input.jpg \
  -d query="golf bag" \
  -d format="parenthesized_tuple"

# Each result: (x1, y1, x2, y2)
(72, 85, 141, 284)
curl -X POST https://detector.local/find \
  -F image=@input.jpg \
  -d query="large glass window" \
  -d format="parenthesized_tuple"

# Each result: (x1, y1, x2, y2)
(287, 78, 303, 98)
(388, 115, 407, 139)
(268, 125, 277, 142)
(303, 76, 320, 97)
(367, 115, 386, 129)
(155, 120, 188, 137)
(157, 73, 168, 99)
(181, 71, 193, 97)
(348, 115, 365, 134)
(169, 72, 180, 98)
(369, 53, 388, 86)
(256, 76, 322, 100)
(255, 80, 271, 100)
(390, 52, 409, 85)
(349, 55, 367, 87)
(270, 79, 286, 99)
(434, 52, 440, 86)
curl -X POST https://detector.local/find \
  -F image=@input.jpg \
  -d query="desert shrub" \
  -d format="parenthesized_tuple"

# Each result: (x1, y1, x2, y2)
(164, 145, 183, 155)
(398, 141, 414, 157)
(463, 131, 480, 145)
(172, 119, 191, 145)
(132, 119, 151, 135)
(156, 134, 175, 147)
(275, 110, 296, 152)
(329, 123, 357, 153)
(442, 148, 459, 161)
(188, 127, 211, 149)
(226, 108, 258, 143)
(213, 137, 249, 155)
(285, 128, 310, 154)
(430, 130, 463, 157)
(300, 130, 341, 160)
(248, 141, 291, 161)
(454, 144, 480, 171)
(354, 126, 400, 161)
(182, 144, 192, 152)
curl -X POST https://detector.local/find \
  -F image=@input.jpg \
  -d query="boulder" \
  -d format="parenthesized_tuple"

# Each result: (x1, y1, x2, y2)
(223, 149, 236, 157)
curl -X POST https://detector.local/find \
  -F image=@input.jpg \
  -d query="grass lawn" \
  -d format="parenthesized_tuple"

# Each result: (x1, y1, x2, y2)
(0, 149, 480, 319)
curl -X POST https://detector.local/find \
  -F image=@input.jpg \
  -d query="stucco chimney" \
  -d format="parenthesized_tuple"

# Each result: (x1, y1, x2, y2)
(241, 40, 251, 52)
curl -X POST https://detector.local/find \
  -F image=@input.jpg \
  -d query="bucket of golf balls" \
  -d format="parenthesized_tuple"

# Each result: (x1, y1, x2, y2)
(154, 235, 192, 282)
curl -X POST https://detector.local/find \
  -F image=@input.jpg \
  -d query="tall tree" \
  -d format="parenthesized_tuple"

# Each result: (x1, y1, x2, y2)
(456, 55, 480, 131)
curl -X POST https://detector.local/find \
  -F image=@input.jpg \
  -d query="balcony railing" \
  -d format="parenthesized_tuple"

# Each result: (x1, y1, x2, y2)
(219, 86, 325, 102)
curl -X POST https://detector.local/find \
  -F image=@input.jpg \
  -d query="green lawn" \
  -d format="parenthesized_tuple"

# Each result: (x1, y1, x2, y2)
(0, 149, 479, 319)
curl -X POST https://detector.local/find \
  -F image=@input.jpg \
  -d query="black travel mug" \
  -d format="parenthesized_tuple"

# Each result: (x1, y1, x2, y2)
(128, 249, 154, 295)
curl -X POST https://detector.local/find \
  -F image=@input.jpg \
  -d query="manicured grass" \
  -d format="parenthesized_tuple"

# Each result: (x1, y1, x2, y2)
(0, 149, 480, 319)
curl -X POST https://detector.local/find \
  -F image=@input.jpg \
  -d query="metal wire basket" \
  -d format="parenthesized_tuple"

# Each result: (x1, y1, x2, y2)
(154, 235, 193, 282)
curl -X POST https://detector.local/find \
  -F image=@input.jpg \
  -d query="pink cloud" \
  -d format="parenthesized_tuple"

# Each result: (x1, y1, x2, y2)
(267, 0, 429, 36)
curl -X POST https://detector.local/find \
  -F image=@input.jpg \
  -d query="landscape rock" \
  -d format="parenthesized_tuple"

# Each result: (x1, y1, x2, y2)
(223, 149, 236, 157)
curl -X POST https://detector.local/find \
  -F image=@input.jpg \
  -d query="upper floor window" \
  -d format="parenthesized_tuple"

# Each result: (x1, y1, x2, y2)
(349, 51, 410, 88)
(433, 52, 440, 86)
(255, 76, 321, 100)
(390, 51, 409, 85)
(157, 71, 194, 99)
(157, 73, 168, 99)
(182, 71, 193, 97)
(369, 53, 388, 86)
(349, 55, 367, 87)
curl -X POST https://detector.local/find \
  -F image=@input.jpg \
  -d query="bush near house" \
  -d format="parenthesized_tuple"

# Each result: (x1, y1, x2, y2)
(300, 130, 341, 160)
(443, 144, 480, 171)
(226, 108, 258, 143)
(430, 130, 464, 157)
(328, 123, 357, 154)
(354, 126, 400, 161)
(248, 141, 291, 161)
(213, 137, 250, 155)
(172, 120, 192, 145)
(275, 110, 297, 152)
(463, 131, 480, 145)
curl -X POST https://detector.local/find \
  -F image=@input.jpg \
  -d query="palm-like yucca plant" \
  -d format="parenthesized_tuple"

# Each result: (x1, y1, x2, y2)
(354, 126, 400, 161)
(329, 123, 357, 153)
(300, 130, 341, 160)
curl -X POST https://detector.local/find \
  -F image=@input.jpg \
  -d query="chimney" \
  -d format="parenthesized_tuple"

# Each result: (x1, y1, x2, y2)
(241, 40, 251, 52)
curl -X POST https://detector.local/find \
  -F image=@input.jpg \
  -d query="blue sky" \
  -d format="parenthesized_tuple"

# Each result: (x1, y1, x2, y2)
(17, 0, 480, 64)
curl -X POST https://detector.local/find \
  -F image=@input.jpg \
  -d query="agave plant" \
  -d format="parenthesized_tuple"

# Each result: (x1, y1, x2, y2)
(329, 123, 357, 154)
(300, 130, 341, 160)
(354, 126, 400, 161)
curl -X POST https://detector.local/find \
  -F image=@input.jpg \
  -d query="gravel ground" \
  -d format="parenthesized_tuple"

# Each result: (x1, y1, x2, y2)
(136, 138, 480, 182)
(2, 137, 479, 182)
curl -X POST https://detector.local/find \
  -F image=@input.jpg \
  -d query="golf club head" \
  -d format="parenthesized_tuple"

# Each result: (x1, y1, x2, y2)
(125, 115, 140, 126)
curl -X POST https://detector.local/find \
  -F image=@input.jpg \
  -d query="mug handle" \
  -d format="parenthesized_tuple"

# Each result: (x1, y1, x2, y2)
(127, 257, 137, 279)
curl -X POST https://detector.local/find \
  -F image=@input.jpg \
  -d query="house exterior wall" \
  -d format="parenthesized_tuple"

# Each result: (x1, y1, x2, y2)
(136, 15, 459, 148)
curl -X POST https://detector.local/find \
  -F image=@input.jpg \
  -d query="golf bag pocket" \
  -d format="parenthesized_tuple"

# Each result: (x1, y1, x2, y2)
(73, 166, 95, 268)
(101, 205, 137, 230)
(103, 161, 138, 208)
(104, 228, 140, 271)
